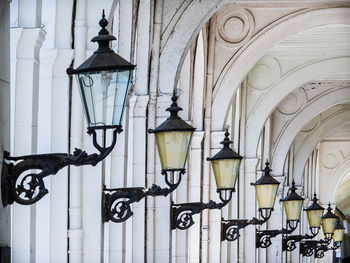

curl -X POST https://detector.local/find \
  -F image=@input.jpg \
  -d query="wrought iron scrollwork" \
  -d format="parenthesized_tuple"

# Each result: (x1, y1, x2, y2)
(2, 126, 122, 206)
(256, 219, 299, 248)
(171, 189, 233, 230)
(222, 209, 272, 242)
(300, 238, 334, 258)
(315, 240, 340, 258)
(315, 247, 325, 258)
(300, 240, 317, 257)
(102, 170, 185, 223)
(282, 231, 317, 251)
(256, 229, 282, 248)
(284, 238, 297, 251)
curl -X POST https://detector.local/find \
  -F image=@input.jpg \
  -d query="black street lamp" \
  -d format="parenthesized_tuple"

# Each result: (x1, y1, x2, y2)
(221, 161, 280, 241)
(300, 219, 344, 258)
(1, 11, 135, 206)
(170, 130, 242, 230)
(282, 194, 324, 251)
(321, 203, 338, 240)
(102, 92, 195, 223)
(67, 10, 135, 129)
(256, 181, 304, 248)
(333, 219, 345, 243)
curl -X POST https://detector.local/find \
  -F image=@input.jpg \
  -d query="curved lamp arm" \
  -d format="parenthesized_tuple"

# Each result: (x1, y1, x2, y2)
(102, 170, 185, 223)
(222, 208, 273, 242)
(256, 220, 299, 248)
(1, 126, 122, 206)
(170, 189, 233, 230)
(282, 229, 318, 252)
(300, 237, 333, 258)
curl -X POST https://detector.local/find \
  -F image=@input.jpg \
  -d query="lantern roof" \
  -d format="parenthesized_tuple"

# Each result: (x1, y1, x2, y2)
(335, 220, 345, 230)
(281, 181, 304, 202)
(67, 10, 135, 75)
(304, 193, 324, 211)
(207, 129, 243, 161)
(148, 92, 196, 133)
(322, 203, 338, 219)
(251, 161, 280, 185)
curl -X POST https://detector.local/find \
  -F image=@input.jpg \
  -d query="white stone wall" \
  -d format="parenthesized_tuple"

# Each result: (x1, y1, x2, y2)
(2, 0, 350, 262)
(0, 0, 11, 258)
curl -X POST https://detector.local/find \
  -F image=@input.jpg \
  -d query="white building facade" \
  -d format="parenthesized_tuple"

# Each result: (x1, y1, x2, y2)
(0, 0, 350, 262)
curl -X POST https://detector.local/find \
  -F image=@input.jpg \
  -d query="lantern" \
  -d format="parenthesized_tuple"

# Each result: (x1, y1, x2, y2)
(333, 220, 345, 242)
(67, 11, 135, 128)
(321, 203, 338, 240)
(207, 130, 242, 191)
(304, 193, 324, 235)
(149, 93, 195, 171)
(251, 161, 280, 216)
(281, 181, 304, 227)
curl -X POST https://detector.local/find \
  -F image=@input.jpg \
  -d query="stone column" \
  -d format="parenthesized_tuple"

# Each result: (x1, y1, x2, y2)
(109, 1, 134, 261)
(0, 2, 11, 261)
(35, 48, 57, 263)
(239, 157, 259, 262)
(12, 27, 45, 263)
(50, 49, 74, 263)
(187, 131, 205, 262)
(131, 95, 149, 262)
(267, 176, 286, 263)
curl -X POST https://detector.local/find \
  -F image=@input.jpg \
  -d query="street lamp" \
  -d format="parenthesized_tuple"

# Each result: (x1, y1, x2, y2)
(208, 129, 242, 193)
(171, 130, 242, 230)
(222, 161, 280, 241)
(333, 219, 345, 243)
(321, 203, 338, 240)
(304, 193, 324, 235)
(300, 218, 343, 258)
(252, 161, 280, 220)
(102, 92, 196, 223)
(281, 181, 305, 230)
(1, 11, 135, 206)
(67, 10, 135, 129)
(282, 193, 324, 251)
(149, 94, 195, 172)
(256, 181, 304, 248)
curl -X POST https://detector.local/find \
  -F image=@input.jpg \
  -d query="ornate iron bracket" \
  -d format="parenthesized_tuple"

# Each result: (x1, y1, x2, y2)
(300, 238, 333, 258)
(282, 230, 318, 251)
(256, 222, 298, 248)
(1, 125, 122, 206)
(221, 208, 273, 241)
(102, 170, 185, 223)
(171, 189, 233, 230)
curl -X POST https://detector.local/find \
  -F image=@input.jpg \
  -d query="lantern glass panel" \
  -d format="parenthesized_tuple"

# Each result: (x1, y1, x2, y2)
(333, 228, 345, 242)
(211, 159, 241, 190)
(254, 184, 279, 209)
(306, 209, 323, 228)
(322, 217, 337, 235)
(155, 131, 193, 170)
(284, 200, 304, 221)
(76, 70, 132, 127)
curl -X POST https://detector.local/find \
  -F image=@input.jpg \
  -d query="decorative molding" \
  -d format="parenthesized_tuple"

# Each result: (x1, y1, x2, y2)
(276, 88, 306, 116)
(292, 105, 350, 185)
(271, 82, 350, 161)
(247, 56, 281, 91)
(216, 8, 255, 48)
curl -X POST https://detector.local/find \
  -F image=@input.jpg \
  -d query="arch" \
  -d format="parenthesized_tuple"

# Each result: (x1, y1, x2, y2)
(293, 108, 350, 185)
(245, 57, 350, 157)
(326, 157, 350, 206)
(211, 7, 350, 130)
(158, 0, 227, 94)
(333, 166, 350, 216)
(271, 87, 350, 175)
